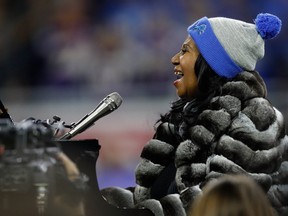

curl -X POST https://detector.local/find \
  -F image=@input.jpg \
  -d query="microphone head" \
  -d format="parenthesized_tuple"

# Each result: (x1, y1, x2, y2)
(107, 92, 123, 109)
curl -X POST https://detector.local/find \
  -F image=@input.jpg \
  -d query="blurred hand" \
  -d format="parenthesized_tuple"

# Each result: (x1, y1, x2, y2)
(54, 152, 86, 216)
(57, 152, 80, 181)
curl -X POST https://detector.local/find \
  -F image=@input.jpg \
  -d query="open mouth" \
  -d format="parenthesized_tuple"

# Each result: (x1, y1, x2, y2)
(174, 71, 184, 79)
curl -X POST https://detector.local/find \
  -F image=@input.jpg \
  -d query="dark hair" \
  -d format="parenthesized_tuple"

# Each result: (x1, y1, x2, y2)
(183, 54, 227, 124)
(157, 54, 227, 138)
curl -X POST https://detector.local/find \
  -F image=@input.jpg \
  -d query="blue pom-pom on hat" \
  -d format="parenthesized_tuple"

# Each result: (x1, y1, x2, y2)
(255, 13, 282, 40)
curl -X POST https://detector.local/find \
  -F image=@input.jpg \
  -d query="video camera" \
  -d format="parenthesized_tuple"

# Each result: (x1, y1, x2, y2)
(0, 93, 123, 216)
(0, 118, 68, 216)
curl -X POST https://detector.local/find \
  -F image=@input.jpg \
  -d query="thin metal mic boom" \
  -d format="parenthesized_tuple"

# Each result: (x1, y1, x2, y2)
(59, 92, 122, 140)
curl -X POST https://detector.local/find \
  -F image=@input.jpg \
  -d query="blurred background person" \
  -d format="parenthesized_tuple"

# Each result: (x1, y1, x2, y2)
(188, 175, 277, 216)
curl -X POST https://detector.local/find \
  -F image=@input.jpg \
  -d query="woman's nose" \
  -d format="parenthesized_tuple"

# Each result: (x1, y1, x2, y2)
(171, 53, 180, 65)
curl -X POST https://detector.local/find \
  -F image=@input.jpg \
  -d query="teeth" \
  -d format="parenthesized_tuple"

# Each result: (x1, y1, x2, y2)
(175, 71, 183, 76)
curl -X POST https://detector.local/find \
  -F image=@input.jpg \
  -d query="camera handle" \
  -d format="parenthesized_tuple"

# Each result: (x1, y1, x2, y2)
(35, 184, 49, 215)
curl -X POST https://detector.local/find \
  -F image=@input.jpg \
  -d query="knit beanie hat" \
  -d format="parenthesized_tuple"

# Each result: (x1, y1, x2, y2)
(187, 13, 282, 78)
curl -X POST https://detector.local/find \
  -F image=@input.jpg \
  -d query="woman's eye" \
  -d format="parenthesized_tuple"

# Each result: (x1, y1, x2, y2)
(180, 48, 187, 54)
(180, 45, 188, 54)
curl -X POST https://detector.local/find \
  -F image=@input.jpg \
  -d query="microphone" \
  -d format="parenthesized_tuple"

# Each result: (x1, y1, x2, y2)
(59, 92, 122, 140)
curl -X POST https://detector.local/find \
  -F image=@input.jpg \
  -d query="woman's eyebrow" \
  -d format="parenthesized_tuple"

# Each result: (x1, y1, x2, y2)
(181, 43, 188, 48)
(182, 43, 193, 50)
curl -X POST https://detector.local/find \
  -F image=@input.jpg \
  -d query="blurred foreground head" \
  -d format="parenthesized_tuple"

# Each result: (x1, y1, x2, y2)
(189, 175, 276, 216)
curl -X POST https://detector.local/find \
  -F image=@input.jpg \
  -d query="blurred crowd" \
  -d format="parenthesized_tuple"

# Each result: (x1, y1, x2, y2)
(0, 0, 287, 96)
(0, 0, 288, 192)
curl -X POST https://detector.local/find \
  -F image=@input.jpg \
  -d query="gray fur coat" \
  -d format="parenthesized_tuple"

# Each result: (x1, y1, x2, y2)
(101, 71, 288, 216)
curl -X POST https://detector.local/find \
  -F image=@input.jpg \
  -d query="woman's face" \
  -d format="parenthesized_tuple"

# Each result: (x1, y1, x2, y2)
(171, 36, 200, 100)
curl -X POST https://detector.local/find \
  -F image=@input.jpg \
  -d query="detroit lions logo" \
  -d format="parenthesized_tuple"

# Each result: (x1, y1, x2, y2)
(191, 22, 206, 35)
